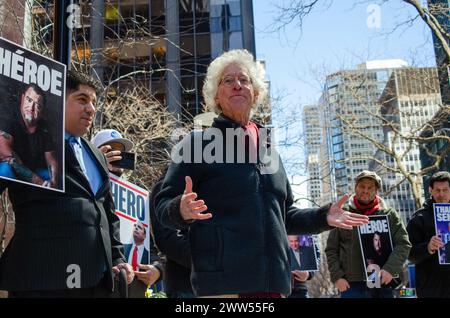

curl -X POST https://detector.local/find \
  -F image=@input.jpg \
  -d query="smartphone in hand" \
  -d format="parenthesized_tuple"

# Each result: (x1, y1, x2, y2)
(111, 151, 136, 170)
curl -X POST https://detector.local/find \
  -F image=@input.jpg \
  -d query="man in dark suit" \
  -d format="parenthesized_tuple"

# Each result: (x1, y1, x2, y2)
(299, 239, 318, 271)
(91, 130, 163, 297)
(0, 70, 134, 297)
(288, 235, 314, 298)
(124, 221, 149, 267)
(123, 220, 163, 297)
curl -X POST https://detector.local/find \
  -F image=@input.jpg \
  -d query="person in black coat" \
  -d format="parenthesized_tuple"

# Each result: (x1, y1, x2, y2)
(123, 220, 163, 298)
(155, 49, 369, 297)
(91, 128, 163, 297)
(150, 169, 194, 298)
(287, 235, 315, 298)
(407, 171, 450, 298)
(0, 70, 133, 297)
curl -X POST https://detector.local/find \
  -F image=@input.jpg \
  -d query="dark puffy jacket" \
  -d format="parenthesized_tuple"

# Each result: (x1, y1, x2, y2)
(407, 199, 450, 298)
(155, 115, 332, 296)
(149, 179, 193, 296)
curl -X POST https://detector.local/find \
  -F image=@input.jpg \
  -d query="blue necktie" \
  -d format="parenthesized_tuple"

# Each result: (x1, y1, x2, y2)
(68, 136, 88, 177)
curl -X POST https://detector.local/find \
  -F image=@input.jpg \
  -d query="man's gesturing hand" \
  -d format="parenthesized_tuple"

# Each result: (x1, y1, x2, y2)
(327, 194, 369, 229)
(180, 176, 212, 221)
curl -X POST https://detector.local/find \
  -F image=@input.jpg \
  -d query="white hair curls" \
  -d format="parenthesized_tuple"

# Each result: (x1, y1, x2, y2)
(202, 49, 268, 116)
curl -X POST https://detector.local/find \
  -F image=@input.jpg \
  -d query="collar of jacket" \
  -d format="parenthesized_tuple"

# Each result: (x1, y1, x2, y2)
(211, 114, 274, 151)
(413, 197, 438, 218)
(213, 113, 266, 130)
(422, 197, 435, 210)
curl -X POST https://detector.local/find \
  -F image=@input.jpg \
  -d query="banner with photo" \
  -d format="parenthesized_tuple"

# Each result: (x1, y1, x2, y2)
(0, 37, 66, 192)
(358, 215, 393, 281)
(109, 174, 163, 296)
(110, 174, 150, 261)
(433, 203, 450, 265)
(290, 234, 320, 271)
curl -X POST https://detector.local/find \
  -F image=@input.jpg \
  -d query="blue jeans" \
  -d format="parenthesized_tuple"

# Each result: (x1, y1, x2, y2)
(0, 162, 49, 181)
(340, 282, 394, 298)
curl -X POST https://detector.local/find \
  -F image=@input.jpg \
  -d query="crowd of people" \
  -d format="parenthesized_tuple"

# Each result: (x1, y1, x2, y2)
(0, 49, 449, 298)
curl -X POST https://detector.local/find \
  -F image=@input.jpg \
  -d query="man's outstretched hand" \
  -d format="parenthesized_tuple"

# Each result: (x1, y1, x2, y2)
(327, 194, 369, 229)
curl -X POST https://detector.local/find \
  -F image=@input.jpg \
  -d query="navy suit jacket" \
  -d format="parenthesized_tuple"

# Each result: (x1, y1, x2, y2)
(0, 137, 125, 292)
(299, 246, 317, 270)
(124, 243, 149, 265)
(289, 248, 315, 291)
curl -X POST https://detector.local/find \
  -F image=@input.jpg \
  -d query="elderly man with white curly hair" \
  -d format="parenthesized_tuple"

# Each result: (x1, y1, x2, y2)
(155, 49, 369, 298)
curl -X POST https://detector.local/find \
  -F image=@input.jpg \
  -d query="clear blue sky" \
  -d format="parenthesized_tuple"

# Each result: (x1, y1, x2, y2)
(254, 1, 436, 106)
(253, 1, 437, 203)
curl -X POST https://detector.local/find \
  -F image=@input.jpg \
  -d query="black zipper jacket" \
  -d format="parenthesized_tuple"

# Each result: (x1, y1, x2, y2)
(155, 115, 331, 296)
(407, 198, 450, 298)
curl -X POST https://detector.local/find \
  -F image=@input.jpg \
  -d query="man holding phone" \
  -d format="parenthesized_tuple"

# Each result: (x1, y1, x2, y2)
(91, 129, 163, 297)
(91, 129, 135, 176)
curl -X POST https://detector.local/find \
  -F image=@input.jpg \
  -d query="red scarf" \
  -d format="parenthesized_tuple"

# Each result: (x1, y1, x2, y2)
(243, 121, 259, 162)
(353, 195, 380, 215)
(243, 121, 259, 146)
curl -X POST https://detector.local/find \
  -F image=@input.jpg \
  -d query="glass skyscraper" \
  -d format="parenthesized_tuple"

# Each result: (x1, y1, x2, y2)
(32, 0, 256, 122)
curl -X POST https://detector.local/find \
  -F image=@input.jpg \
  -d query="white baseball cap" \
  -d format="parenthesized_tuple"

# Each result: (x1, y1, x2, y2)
(91, 129, 134, 151)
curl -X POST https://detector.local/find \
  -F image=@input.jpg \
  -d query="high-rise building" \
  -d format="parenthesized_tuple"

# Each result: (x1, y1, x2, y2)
(31, 0, 256, 121)
(321, 60, 407, 200)
(421, 1, 450, 198)
(375, 67, 441, 223)
(315, 94, 335, 206)
(428, 0, 450, 105)
(302, 105, 322, 207)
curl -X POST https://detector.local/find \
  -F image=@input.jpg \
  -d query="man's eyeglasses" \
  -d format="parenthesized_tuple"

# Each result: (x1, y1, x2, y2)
(219, 75, 252, 87)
